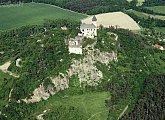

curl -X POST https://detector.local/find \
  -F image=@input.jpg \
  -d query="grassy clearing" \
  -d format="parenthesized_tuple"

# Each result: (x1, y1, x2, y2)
(33, 91, 110, 120)
(147, 6, 165, 14)
(0, 3, 87, 31)
(128, 10, 165, 20)
(154, 27, 165, 34)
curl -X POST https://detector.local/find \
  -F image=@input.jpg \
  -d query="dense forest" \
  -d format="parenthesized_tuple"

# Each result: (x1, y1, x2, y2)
(0, 0, 31, 4)
(143, 0, 165, 6)
(95, 28, 165, 120)
(121, 74, 165, 120)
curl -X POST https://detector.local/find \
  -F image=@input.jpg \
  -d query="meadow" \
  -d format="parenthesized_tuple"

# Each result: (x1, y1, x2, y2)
(0, 3, 87, 31)
(154, 27, 165, 34)
(32, 91, 110, 120)
(147, 6, 165, 14)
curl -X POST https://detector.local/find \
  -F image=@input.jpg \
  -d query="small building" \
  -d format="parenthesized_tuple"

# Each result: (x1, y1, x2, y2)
(61, 26, 67, 31)
(80, 16, 97, 38)
(154, 44, 164, 51)
(68, 36, 84, 54)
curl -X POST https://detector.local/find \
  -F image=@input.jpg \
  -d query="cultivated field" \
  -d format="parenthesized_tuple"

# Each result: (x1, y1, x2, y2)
(128, 10, 165, 20)
(147, 6, 165, 14)
(0, 3, 87, 31)
(82, 12, 141, 30)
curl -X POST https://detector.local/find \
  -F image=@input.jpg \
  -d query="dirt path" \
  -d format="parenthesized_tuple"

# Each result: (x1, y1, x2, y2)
(8, 88, 13, 102)
(0, 61, 19, 78)
(88, 110, 109, 120)
(117, 105, 128, 120)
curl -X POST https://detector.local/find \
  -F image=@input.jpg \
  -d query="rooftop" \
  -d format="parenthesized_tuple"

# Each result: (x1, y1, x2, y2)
(68, 36, 84, 48)
(92, 15, 97, 21)
(80, 23, 97, 29)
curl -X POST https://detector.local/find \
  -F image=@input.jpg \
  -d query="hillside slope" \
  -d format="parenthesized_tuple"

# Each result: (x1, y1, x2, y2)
(0, 19, 165, 120)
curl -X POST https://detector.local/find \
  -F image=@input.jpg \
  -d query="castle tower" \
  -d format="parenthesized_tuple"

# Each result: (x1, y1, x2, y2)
(92, 15, 97, 27)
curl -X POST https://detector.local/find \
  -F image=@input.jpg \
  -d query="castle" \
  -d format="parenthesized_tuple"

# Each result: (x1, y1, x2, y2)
(80, 16, 97, 38)
(68, 16, 97, 54)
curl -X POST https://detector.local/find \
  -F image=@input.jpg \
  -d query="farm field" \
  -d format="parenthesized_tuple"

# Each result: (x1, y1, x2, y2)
(33, 91, 110, 120)
(82, 12, 141, 30)
(0, 3, 87, 31)
(128, 10, 165, 20)
(147, 6, 165, 14)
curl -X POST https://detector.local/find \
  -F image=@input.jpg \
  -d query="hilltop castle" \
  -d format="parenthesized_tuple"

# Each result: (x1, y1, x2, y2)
(80, 16, 97, 38)
(68, 16, 98, 54)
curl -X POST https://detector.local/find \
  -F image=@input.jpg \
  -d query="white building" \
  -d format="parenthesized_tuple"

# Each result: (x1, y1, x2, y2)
(80, 16, 97, 38)
(68, 16, 97, 54)
(68, 36, 84, 54)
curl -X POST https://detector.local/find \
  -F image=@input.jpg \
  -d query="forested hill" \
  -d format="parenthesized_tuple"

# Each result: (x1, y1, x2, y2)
(0, 19, 165, 119)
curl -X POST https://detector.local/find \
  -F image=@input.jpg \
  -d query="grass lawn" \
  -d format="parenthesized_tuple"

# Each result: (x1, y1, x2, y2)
(154, 27, 165, 34)
(128, 10, 165, 20)
(147, 6, 165, 14)
(0, 3, 87, 31)
(33, 91, 110, 120)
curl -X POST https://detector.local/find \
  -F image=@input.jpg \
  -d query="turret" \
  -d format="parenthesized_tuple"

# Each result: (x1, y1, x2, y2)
(92, 15, 97, 27)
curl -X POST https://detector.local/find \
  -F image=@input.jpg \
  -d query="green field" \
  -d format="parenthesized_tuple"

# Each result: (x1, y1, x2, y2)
(33, 91, 110, 120)
(154, 27, 165, 34)
(128, 10, 165, 20)
(0, 3, 87, 31)
(147, 6, 165, 14)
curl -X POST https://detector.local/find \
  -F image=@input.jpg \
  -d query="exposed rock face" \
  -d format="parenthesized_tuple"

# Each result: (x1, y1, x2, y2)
(16, 58, 22, 67)
(23, 39, 118, 103)
(23, 74, 69, 103)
